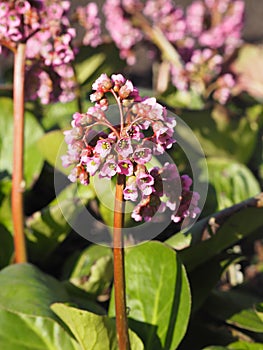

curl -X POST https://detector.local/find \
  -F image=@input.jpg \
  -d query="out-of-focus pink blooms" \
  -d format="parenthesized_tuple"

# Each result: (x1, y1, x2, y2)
(213, 73, 235, 104)
(76, 3, 102, 47)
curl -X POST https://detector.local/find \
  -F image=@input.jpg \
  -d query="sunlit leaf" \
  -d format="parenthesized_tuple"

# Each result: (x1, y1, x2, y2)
(229, 341, 263, 349)
(109, 241, 191, 350)
(204, 289, 263, 333)
(0, 308, 80, 350)
(69, 245, 113, 297)
(52, 303, 144, 350)
(206, 158, 260, 211)
(75, 53, 106, 85)
(37, 130, 68, 175)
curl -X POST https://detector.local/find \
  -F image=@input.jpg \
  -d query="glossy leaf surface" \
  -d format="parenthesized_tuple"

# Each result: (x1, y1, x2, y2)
(52, 303, 144, 350)
(109, 241, 191, 350)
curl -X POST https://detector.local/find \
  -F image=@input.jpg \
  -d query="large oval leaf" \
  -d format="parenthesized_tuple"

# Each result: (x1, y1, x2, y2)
(52, 303, 144, 350)
(0, 308, 80, 350)
(0, 97, 44, 188)
(109, 241, 191, 350)
(0, 263, 69, 317)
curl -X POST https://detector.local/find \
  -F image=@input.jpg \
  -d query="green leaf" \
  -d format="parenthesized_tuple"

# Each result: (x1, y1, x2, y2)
(0, 97, 44, 188)
(41, 100, 78, 130)
(206, 158, 260, 211)
(75, 53, 106, 85)
(52, 303, 144, 350)
(25, 184, 94, 263)
(0, 263, 69, 317)
(229, 310, 263, 332)
(256, 303, 263, 322)
(109, 241, 191, 350)
(178, 107, 260, 164)
(202, 345, 263, 350)
(37, 130, 68, 175)
(189, 253, 242, 312)
(0, 308, 80, 350)
(0, 224, 13, 268)
(0, 178, 12, 231)
(69, 245, 113, 297)
(202, 347, 228, 350)
(179, 203, 263, 272)
(62, 282, 106, 316)
(204, 289, 263, 333)
(162, 89, 205, 109)
(229, 341, 263, 349)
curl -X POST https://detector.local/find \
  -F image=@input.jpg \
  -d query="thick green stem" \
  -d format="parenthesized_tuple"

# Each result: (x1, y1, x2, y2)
(113, 173, 131, 350)
(12, 43, 27, 263)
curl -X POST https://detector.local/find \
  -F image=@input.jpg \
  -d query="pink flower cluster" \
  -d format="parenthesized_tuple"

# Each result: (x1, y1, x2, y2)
(0, 0, 76, 104)
(62, 73, 200, 224)
(0, 0, 42, 47)
(76, 3, 102, 48)
(103, 0, 143, 65)
(102, 0, 245, 104)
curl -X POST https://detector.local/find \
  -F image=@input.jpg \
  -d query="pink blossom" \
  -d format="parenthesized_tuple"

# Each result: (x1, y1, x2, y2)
(116, 138, 133, 158)
(94, 139, 112, 158)
(133, 147, 152, 164)
(136, 172, 155, 196)
(83, 156, 101, 176)
(117, 160, 133, 176)
(123, 180, 138, 201)
(99, 159, 117, 179)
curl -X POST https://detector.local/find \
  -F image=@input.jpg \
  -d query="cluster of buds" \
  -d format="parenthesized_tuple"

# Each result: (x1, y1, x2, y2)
(0, 0, 77, 104)
(102, 0, 245, 104)
(62, 73, 200, 224)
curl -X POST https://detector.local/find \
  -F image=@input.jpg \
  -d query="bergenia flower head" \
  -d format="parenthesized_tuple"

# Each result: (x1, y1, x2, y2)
(0, 0, 77, 103)
(62, 73, 200, 224)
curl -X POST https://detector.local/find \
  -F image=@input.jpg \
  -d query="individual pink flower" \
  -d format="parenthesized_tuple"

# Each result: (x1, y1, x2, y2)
(116, 138, 133, 158)
(99, 159, 118, 179)
(83, 156, 101, 176)
(117, 160, 133, 176)
(94, 139, 112, 158)
(136, 171, 155, 196)
(123, 177, 138, 201)
(133, 147, 152, 164)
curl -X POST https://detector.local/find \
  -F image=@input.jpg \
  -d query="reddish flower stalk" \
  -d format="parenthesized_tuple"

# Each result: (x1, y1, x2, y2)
(62, 73, 200, 348)
(12, 43, 27, 263)
(113, 173, 131, 350)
